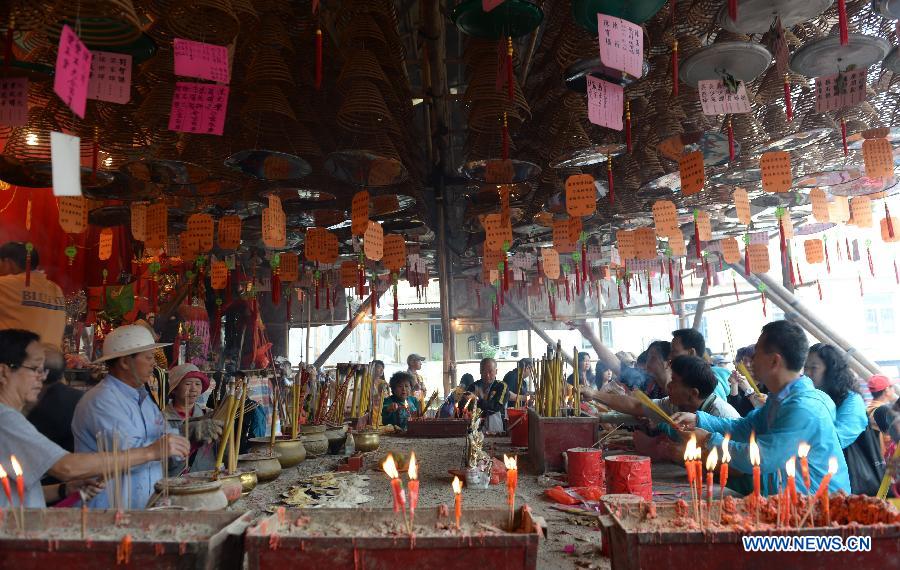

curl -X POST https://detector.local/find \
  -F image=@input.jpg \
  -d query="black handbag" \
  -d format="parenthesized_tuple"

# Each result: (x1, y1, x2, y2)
(844, 425, 887, 496)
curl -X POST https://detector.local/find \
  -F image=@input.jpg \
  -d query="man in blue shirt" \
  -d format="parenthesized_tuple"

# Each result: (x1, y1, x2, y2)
(670, 328, 730, 401)
(672, 320, 851, 496)
(73, 325, 190, 509)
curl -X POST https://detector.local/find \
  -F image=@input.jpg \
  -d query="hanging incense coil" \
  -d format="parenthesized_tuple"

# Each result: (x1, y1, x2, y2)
(753, 65, 808, 104)
(0, 0, 59, 34)
(4, 107, 93, 164)
(243, 47, 296, 88)
(254, 14, 296, 54)
(337, 49, 391, 88)
(165, 0, 240, 45)
(241, 84, 298, 136)
(336, 80, 399, 135)
(43, 0, 143, 49)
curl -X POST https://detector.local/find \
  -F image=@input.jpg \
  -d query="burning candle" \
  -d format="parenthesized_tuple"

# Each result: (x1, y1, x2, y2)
(0, 464, 12, 506)
(705, 447, 717, 524)
(10, 456, 23, 505)
(504, 455, 518, 530)
(382, 454, 406, 513)
(718, 434, 731, 523)
(797, 442, 811, 493)
(452, 476, 463, 530)
(684, 434, 699, 522)
(784, 456, 797, 526)
(749, 432, 761, 524)
(819, 457, 838, 525)
(407, 452, 419, 520)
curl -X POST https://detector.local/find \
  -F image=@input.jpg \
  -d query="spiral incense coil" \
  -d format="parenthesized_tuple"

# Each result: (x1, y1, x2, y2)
(43, 0, 143, 49)
(244, 47, 297, 89)
(165, 0, 240, 45)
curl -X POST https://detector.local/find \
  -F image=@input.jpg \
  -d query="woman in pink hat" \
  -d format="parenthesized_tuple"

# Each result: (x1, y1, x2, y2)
(164, 364, 222, 474)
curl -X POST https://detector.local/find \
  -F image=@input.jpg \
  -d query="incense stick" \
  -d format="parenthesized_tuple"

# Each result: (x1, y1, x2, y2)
(633, 390, 680, 429)
(736, 362, 762, 396)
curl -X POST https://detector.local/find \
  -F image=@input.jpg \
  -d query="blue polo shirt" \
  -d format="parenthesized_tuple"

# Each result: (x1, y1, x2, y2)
(697, 375, 850, 496)
(72, 375, 176, 509)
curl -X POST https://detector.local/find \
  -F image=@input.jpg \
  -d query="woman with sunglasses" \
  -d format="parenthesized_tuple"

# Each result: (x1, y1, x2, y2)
(0, 329, 189, 508)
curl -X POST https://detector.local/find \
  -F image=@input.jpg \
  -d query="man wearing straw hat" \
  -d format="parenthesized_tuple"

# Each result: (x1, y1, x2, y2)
(72, 325, 191, 509)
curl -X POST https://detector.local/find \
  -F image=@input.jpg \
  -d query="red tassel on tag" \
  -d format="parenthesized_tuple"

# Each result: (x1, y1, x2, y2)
(24, 244, 32, 287)
(617, 283, 624, 309)
(727, 117, 734, 161)
(733, 276, 739, 300)
(859, 272, 864, 297)
(886, 203, 895, 238)
(506, 37, 514, 103)
(582, 243, 588, 276)
(500, 274, 506, 306)
(637, 272, 643, 294)
(824, 241, 831, 273)
(668, 258, 675, 292)
(704, 257, 712, 286)
(672, 40, 679, 97)
(728, 0, 737, 22)
(845, 237, 851, 262)
(503, 255, 510, 292)
(868, 246, 875, 277)
(761, 292, 767, 317)
(325, 280, 331, 309)
(550, 294, 557, 320)
(796, 260, 803, 285)
(393, 282, 399, 321)
(565, 278, 571, 303)
(669, 295, 676, 314)
(818, 279, 823, 300)
(837, 0, 848, 46)
(647, 273, 653, 307)
(841, 119, 848, 156)
(501, 112, 509, 161)
(679, 265, 685, 295)
(744, 244, 751, 275)
(315, 29, 323, 90)
(271, 272, 281, 305)
(607, 157, 614, 205)
(574, 263, 581, 295)
(783, 76, 793, 122)
(625, 101, 632, 153)
(625, 275, 631, 305)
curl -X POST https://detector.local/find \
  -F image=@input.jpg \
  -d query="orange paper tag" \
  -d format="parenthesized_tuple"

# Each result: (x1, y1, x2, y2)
(733, 188, 751, 225)
(499, 185, 511, 222)
(850, 196, 873, 228)
(881, 217, 900, 242)
(179, 232, 199, 261)
(368, 157, 402, 186)
(747, 243, 770, 273)
(340, 260, 358, 287)
(552, 218, 577, 253)
(262, 206, 286, 248)
(616, 229, 636, 260)
(804, 239, 824, 264)
(371, 194, 400, 216)
(721, 238, 741, 264)
(485, 159, 514, 184)
(828, 196, 850, 223)
(268, 194, 282, 213)
(760, 151, 792, 193)
(305, 227, 326, 262)
(58, 197, 87, 234)
(130, 203, 147, 241)
(542, 248, 560, 279)
(658, 136, 685, 161)
(217, 215, 241, 250)
(279, 252, 299, 282)
(483, 213, 513, 251)
(364, 220, 384, 261)
(322, 232, 339, 264)
(144, 203, 168, 249)
(695, 211, 712, 241)
(862, 138, 893, 179)
(633, 227, 657, 260)
(351, 191, 369, 237)
(98, 228, 114, 261)
(810, 188, 830, 222)
(383, 234, 406, 272)
(187, 213, 214, 252)
(210, 261, 228, 289)
(565, 174, 597, 217)
(668, 235, 686, 257)
(679, 151, 705, 196)
(652, 200, 678, 234)
(780, 215, 794, 239)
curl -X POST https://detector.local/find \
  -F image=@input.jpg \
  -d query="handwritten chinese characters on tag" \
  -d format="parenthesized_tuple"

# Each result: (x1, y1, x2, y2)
(814, 69, 867, 113)
(168, 82, 229, 136)
(760, 151, 792, 193)
(597, 14, 643, 78)
(173, 38, 231, 84)
(697, 80, 751, 115)
(587, 76, 623, 130)
(87, 51, 132, 104)
(54, 25, 92, 118)
(0, 77, 28, 126)
(678, 151, 705, 196)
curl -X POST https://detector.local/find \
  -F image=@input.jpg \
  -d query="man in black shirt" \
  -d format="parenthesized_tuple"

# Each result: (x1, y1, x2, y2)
(503, 358, 533, 407)
(472, 358, 507, 433)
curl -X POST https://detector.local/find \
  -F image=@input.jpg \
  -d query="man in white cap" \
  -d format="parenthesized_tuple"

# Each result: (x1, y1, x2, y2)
(406, 353, 426, 397)
(72, 325, 192, 509)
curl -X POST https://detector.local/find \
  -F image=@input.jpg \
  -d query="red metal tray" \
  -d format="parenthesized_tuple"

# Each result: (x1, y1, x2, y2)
(244, 507, 541, 569)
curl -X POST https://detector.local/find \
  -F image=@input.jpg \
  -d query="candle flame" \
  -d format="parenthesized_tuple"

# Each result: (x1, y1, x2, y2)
(0, 464, 6, 479)
(382, 453, 400, 479)
(827, 456, 838, 475)
(706, 447, 718, 471)
(797, 442, 810, 458)
(721, 433, 732, 463)
(10, 456, 22, 477)
(408, 452, 418, 480)
(684, 433, 697, 461)
(749, 432, 760, 466)
(503, 454, 518, 470)
(785, 456, 796, 478)
(452, 476, 462, 494)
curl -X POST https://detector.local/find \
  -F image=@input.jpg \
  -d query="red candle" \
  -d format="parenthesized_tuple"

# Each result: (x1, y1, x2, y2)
(749, 433, 761, 500)
(407, 452, 419, 516)
(452, 476, 462, 530)
(719, 434, 731, 490)
(10, 456, 23, 505)
(814, 457, 839, 526)
(785, 456, 797, 526)
(705, 447, 717, 523)
(0, 464, 12, 506)
(504, 455, 518, 529)
(382, 455, 406, 513)
(797, 442, 811, 493)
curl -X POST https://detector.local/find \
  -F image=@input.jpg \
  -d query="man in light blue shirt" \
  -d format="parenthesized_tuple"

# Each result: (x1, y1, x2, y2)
(73, 325, 189, 509)
(673, 320, 851, 496)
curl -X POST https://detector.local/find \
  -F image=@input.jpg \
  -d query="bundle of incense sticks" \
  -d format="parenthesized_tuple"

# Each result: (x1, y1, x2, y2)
(96, 431, 128, 511)
(633, 389, 680, 429)
(535, 342, 566, 417)
(230, 378, 249, 472)
(736, 362, 762, 396)
(420, 390, 439, 417)
(572, 345, 581, 415)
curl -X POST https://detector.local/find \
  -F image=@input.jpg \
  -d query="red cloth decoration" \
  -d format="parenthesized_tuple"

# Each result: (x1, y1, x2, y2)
(271, 272, 280, 305)
(672, 41, 679, 97)
(607, 159, 614, 205)
(728, 0, 737, 22)
(727, 117, 734, 161)
(315, 29, 323, 90)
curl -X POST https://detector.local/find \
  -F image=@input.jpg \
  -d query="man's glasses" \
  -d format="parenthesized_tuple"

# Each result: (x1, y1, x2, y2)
(11, 364, 48, 377)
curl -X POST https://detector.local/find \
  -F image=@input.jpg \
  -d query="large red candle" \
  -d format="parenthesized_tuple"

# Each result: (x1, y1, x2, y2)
(797, 442, 811, 493)
(10, 456, 23, 505)
(504, 455, 518, 529)
(705, 447, 718, 522)
(382, 455, 406, 512)
(749, 433, 761, 500)
(452, 476, 462, 529)
(407, 452, 419, 515)
(0, 465, 12, 506)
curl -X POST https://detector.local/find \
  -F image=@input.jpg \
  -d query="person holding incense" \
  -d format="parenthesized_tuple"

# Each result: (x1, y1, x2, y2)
(672, 320, 851, 496)
(504, 358, 534, 407)
(727, 346, 765, 416)
(163, 364, 223, 474)
(670, 328, 730, 401)
(382, 371, 420, 430)
(571, 321, 665, 391)
(566, 352, 596, 391)
(72, 324, 193, 509)
(473, 358, 508, 434)
(0, 329, 189, 508)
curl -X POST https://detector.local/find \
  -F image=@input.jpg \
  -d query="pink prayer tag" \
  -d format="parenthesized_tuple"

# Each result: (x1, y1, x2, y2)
(53, 25, 92, 118)
(587, 75, 623, 130)
(597, 14, 644, 78)
(698, 80, 751, 115)
(173, 38, 230, 84)
(87, 51, 132, 104)
(168, 82, 230, 136)
(814, 69, 867, 113)
(0, 77, 28, 126)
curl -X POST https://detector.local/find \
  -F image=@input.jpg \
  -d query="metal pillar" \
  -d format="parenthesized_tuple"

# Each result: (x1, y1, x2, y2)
(505, 298, 575, 365)
(691, 279, 709, 331)
(312, 292, 383, 369)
